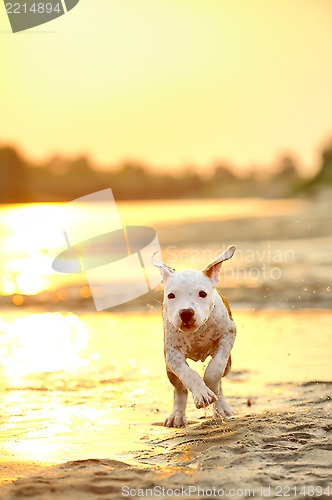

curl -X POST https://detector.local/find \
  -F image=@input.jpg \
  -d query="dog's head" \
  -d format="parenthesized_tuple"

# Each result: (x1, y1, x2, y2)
(152, 246, 236, 333)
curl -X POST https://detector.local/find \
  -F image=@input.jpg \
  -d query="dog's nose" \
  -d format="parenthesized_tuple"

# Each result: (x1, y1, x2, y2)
(179, 308, 195, 324)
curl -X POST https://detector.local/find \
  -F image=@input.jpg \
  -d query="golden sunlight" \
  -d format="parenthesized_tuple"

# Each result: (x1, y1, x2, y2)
(1, 204, 65, 296)
(0, 313, 90, 384)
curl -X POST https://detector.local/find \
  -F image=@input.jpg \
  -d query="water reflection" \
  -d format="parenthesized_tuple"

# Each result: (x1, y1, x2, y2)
(0, 311, 167, 466)
(1, 203, 67, 297)
(0, 199, 304, 298)
(0, 310, 330, 468)
(0, 313, 90, 385)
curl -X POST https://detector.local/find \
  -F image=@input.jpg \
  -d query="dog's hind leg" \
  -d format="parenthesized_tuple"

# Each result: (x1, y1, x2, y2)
(164, 368, 188, 427)
(203, 328, 236, 418)
(213, 379, 234, 418)
(203, 370, 234, 418)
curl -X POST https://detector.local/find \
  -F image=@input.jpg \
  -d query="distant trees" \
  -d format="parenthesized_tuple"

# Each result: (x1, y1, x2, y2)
(294, 139, 332, 195)
(267, 155, 299, 197)
(0, 140, 331, 203)
(0, 146, 29, 202)
(314, 142, 332, 185)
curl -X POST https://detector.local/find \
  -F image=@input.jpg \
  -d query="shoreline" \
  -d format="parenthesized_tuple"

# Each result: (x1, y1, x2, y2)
(0, 308, 331, 497)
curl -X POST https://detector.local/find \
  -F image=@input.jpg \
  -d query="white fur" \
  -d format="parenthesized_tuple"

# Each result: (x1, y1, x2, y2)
(152, 246, 237, 427)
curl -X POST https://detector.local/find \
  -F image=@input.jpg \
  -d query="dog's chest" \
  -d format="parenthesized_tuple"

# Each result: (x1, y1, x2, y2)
(167, 323, 223, 362)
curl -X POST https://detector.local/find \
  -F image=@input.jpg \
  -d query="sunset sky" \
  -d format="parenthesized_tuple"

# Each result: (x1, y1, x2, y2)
(1, 0, 332, 175)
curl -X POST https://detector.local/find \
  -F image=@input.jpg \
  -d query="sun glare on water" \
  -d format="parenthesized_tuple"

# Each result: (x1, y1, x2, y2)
(0, 203, 67, 297)
(0, 199, 305, 300)
(0, 312, 165, 465)
(0, 313, 90, 385)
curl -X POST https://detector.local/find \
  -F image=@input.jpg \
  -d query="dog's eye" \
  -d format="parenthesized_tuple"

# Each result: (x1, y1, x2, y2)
(167, 292, 176, 299)
(199, 290, 207, 298)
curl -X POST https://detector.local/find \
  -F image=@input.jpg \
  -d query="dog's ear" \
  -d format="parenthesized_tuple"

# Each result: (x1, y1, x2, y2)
(152, 251, 175, 284)
(203, 245, 236, 286)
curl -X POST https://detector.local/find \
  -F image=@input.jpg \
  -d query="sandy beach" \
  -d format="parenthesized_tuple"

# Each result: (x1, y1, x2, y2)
(0, 309, 331, 499)
(0, 197, 331, 499)
(2, 394, 331, 499)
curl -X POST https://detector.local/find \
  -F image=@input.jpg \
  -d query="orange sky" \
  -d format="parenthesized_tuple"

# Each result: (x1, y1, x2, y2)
(1, 0, 332, 175)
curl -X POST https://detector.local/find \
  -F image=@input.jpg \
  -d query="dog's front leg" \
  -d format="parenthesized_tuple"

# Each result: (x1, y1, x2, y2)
(203, 329, 236, 417)
(164, 367, 188, 427)
(166, 349, 217, 409)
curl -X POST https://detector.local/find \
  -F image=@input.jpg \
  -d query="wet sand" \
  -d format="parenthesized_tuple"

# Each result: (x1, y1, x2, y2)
(2, 389, 331, 500)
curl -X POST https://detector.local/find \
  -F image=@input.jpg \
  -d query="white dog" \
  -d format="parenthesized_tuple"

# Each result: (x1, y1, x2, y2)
(152, 245, 236, 427)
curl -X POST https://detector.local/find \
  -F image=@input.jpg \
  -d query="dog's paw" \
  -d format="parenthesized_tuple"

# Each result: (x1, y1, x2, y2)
(164, 411, 187, 428)
(193, 386, 217, 409)
(214, 398, 234, 418)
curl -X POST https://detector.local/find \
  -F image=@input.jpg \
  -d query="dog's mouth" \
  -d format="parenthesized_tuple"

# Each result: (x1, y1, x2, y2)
(178, 315, 210, 333)
(179, 321, 198, 333)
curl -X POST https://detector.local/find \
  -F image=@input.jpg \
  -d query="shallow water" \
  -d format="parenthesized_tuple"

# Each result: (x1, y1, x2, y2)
(1, 198, 331, 311)
(0, 198, 304, 297)
(0, 308, 330, 478)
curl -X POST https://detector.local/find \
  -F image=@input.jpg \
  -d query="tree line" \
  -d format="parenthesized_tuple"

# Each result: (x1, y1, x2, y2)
(0, 141, 331, 203)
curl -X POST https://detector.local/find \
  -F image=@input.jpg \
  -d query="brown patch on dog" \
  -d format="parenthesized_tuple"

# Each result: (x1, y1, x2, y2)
(218, 290, 233, 321)
(218, 291, 233, 378)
